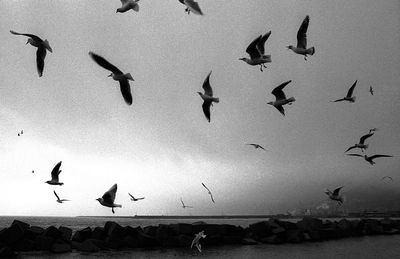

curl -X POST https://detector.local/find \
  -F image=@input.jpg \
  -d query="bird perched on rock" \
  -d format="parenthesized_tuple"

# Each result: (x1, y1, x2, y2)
(89, 51, 134, 105)
(116, 0, 140, 13)
(287, 16, 315, 60)
(10, 30, 52, 77)
(267, 80, 295, 116)
(240, 31, 272, 71)
(332, 80, 357, 103)
(178, 0, 203, 15)
(96, 184, 122, 214)
(198, 71, 219, 122)
(325, 186, 344, 205)
(45, 161, 63, 186)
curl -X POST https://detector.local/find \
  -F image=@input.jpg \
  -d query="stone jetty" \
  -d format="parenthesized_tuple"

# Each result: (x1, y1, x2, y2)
(1, 217, 400, 257)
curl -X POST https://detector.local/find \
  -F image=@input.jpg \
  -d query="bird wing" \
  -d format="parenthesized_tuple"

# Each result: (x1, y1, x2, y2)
(180, 198, 185, 207)
(246, 35, 262, 60)
(346, 80, 357, 97)
(271, 80, 292, 101)
(88, 51, 123, 74)
(332, 98, 345, 102)
(370, 86, 373, 95)
(297, 16, 309, 49)
(51, 161, 62, 180)
(102, 184, 117, 204)
(202, 183, 211, 192)
(359, 132, 373, 144)
(36, 46, 47, 77)
(53, 190, 60, 200)
(202, 71, 213, 96)
(333, 186, 343, 196)
(10, 30, 43, 42)
(184, 0, 203, 15)
(256, 31, 271, 55)
(202, 101, 212, 122)
(209, 193, 215, 203)
(120, 0, 129, 3)
(119, 79, 133, 105)
(274, 105, 285, 116)
(345, 145, 357, 153)
(369, 154, 393, 160)
(128, 193, 134, 199)
(346, 154, 363, 158)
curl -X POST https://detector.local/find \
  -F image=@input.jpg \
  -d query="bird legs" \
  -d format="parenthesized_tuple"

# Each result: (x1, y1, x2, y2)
(259, 63, 268, 72)
(112, 207, 115, 214)
(304, 55, 308, 61)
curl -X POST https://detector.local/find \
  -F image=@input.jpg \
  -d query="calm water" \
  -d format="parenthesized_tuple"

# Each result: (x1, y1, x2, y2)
(1, 216, 400, 258)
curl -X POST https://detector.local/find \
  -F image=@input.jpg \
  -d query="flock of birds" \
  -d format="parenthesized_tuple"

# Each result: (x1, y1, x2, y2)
(5, 1, 396, 250)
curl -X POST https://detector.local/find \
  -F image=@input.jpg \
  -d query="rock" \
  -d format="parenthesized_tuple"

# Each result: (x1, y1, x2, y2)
(177, 234, 192, 247)
(12, 238, 34, 251)
(77, 239, 100, 252)
(91, 227, 105, 240)
(337, 219, 352, 237)
(86, 239, 108, 250)
(105, 223, 126, 249)
(222, 235, 242, 244)
(123, 236, 140, 248)
(320, 227, 339, 240)
(11, 220, 30, 231)
(260, 235, 283, 244)
(156, 225, 177, 245)
(43, 226, 62, 239)
(34, 235, 54, 251)
(248, 221, 271, 238)
(296, 217, 323, 232)
(138, 232, 159, 247)
(285, 229, 302, 243)
(51, 242, 71, 253)
(25, 226, 44, 240)
(72, 227, 92, 242)
(202, 235, 223, 246)
(143, 226, 158, 237)
(170, 223, 192, 235)
(0, 224, 25, 245)
(0, 247, 16, 258)
(124, 226, 140, 238)
(58, 226, 72, 241)
(241, 237, 257, 245)
(193, 224, 220, 236)
(363, 219, 383, 235)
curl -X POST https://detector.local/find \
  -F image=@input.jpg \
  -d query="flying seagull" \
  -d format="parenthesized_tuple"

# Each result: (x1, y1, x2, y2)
(17, 130, 23, 136)
(128, 193, 145, 201)
(369, 86, 374, 95)
(88, 51, 134, 105)
(53, 190, 70, 203)
(45, 161, 63, 185)
(347, 153, 393, 165)
(267, 80, 295, 116)
(197, 71, 219, 122)
(240, 31, 272, 71)
(96, 184, 122, 214)
(180, 198, 193, 209)
(116, 0, 140, 13)
(345, 132, 374, 153)
(246, 143, 267, 151)
(325, 186, 344, 205)
(178, 0, 203, 15)
(191, 231, 206, 252)
(201, 183, 215, 203)
(381, 176, 393, 181)
(287, 15, 315, 60)
(10, 30, 52, 77)
(332, 80, 357, 103)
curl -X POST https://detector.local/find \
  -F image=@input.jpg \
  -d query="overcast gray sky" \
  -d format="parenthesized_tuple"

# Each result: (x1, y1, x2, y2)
(1, 0, 400, 216)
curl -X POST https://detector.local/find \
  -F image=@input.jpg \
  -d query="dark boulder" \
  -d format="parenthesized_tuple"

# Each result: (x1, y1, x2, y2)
(34, 235, 54, 251)
(91, 227, 105, 240)
(170, 223, 193, 235)
(241, 237, 258, 245)
(260, 234, 283, 244)
(285, 229, 302, 243)
(143, 225, 158, 237)
(156, 224, 177, 245)
(0, 224, 25, 245)
(76, 239, 100, 252)
(138, 232, 159, 247)
(177, 234, 192, 247)
(11, 220, 30, 231)
(25, 226, 44, 240)
(51, 242, 71, 253)
(296, 217, 323, 232)
(12, 238, 34, 251)
(248, 221, 272, 238)
(43, 226, 62, 239)
(72, 227, 92, 242)
(0, 247, 16, 258)
(123, 235, 140, 248)
(58, 226, 72, 241)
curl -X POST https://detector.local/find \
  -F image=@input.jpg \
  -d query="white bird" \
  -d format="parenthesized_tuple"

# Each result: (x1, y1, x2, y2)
(201, 183, 215, 203)
(267, 80, 295, 116)
(240, 31, 272, 71)
(332, 80, 357, 103)
(287, 16, 315, 60)
(96, 184, 122, 214)
(89, 51, 134, 105)
(197, 71, 219, 122)
(325, 186, 344, 205)
(369, 86, 374, 95)
(45, 161, 63, 186)
(10, 30, 52, 77)
(191, 231, 206, 252)
(128, 193, 145, 201)
(345, 132, 374, 153)
(347, 153, 393, 165)
(178, 0, 203, 15)
(53, 190, 70, 203)
(180, 198, 193, 209)
(116, 0, 140, 13)
(246, 143, 267, 151)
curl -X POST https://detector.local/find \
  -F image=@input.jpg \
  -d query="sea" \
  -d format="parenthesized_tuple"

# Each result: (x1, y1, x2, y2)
(1, 216, 400, 258)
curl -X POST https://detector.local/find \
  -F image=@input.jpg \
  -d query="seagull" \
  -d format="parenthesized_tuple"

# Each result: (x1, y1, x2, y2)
(17, 130, 23, 136)
(191, 231, 206, 252)
(128, 193, 145, 201)
(381, 176, 393, 181)
(178, 0, 203, 15)
(180, 198, 193, 209)
(246, 143, 267, 151)
(201, 183, 215, 203)
(32, 170, 34, 174)
(240, 31, 272, 71)
(267, 80, 295, 116)
(45, 161, 63, 185)
(10, 30, 52, 77)
(332, 80, 357, 103)
(345, 132, 374, 153)
(116, 0, 140, 13)
(197, 71, 219, 122)
(325, 186, 344, 205)
(53, 190, 70, 203)
(369, 86, 374, 95)
(88, 51, 134, 105)
(347, 153, 393, 165)
(287, 15, 315, 60)
(96, 184, 122, 214)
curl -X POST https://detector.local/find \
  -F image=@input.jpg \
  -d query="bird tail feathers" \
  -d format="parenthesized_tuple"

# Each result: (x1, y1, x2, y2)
(125, 73, 134, 81)
(116, 204, 122, 208)
(287, 97, 295, 103)
(213, 97, 220, 103)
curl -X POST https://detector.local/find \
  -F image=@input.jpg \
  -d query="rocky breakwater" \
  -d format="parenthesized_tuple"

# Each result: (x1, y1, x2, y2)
(1, 217, 400, 257)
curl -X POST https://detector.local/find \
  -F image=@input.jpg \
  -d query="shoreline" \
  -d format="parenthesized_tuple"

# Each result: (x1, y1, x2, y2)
(1, 217, 399, 256)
